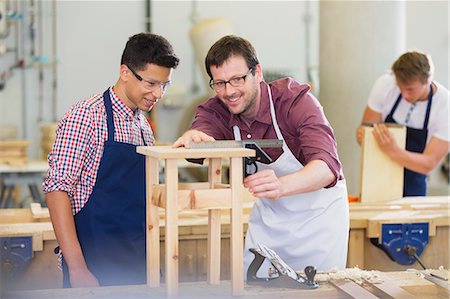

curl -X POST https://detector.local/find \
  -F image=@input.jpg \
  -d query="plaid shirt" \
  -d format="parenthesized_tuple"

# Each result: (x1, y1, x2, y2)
(43, 87, 154, 215)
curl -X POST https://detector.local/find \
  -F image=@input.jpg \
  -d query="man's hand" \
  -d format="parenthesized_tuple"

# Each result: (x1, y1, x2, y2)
(356, 125, 365, 145)
(69, 266, 100, 288)
(372, 123, 400, 156)
(173, 129, 215, 148)
(244, 169, 283, 200)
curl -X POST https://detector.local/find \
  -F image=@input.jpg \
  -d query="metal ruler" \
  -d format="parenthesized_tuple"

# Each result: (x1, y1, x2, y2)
(190, 139, 283, 149)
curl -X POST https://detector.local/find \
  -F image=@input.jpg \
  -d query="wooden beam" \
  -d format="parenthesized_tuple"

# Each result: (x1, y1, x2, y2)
(207, 158, 222, 285)
(164, 158, 179, 296)
(146, 157, 160, 287)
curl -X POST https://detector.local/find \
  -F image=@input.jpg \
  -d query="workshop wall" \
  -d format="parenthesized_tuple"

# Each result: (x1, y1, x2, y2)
(0, 1, 447, 195)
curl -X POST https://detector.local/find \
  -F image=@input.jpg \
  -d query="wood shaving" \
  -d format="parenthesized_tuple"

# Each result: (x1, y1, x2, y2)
(314, 267, 383, 285)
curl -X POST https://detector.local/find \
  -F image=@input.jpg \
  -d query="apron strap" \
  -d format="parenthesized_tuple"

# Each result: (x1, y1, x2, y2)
(386, 93, 402, 121)
(103, 89, 116, 142)
(422, 84, 433, 130)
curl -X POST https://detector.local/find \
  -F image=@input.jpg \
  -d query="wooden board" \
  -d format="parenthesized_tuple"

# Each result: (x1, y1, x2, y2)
(137, 145, 255, 159)
(360, 125, 406, 203)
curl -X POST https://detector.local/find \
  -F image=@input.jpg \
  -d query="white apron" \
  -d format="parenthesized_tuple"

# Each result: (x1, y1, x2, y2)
(235, 85, 349, 278)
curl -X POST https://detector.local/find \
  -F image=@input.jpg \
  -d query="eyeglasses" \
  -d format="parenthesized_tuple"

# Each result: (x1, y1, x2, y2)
(209, 68, 253, 92)
(127, 65, 171, 94)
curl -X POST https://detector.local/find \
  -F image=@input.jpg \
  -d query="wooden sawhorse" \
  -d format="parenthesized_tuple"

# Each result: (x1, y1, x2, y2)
(137, 146, 254, 297)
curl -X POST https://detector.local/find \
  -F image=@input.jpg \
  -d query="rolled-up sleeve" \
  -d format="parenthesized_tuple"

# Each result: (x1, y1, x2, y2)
(285, 87, 342, 187)
(43, 107, 95, 198)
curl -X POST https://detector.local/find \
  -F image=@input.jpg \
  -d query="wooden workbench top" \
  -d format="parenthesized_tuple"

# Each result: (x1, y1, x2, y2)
(4, 270, 449, 299)
(1, 196, 448, 244)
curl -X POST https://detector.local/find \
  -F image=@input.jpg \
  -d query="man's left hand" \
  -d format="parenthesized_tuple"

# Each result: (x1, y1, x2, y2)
(244, 169, 283, 200)
(372, 123, 400, 156)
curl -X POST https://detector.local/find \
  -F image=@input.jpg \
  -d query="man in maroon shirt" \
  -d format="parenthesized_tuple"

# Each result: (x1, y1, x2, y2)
(174, 35, 349, 277)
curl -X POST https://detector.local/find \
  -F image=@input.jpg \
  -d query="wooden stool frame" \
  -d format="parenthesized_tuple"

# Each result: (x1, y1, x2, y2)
(137, 146, 255, 297)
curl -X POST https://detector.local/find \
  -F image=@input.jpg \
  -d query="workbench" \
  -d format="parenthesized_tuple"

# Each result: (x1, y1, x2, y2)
(4, 270, 450, 299)
(348, 196, 449, 271)
(1, 196, 448, 292)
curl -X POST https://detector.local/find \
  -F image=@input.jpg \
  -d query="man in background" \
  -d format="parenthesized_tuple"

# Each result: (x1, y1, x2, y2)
(356, 51, 449, 196)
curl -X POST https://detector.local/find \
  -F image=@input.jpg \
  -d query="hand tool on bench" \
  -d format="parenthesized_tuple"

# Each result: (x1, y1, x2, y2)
(407, 269, 450, 290)
(404, 245, 448, 281)
(190, 139, 283, 177)
(246, 243, 318, 289)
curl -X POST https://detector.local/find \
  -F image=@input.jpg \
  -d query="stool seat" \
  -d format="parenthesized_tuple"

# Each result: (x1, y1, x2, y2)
(137, 146, 255, 297)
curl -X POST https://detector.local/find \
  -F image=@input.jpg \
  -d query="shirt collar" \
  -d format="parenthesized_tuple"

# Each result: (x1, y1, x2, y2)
(109, 87, 140, 120)
(227, 81, 273, 128)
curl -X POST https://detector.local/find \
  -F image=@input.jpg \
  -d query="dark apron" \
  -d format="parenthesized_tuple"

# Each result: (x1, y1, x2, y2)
(62, 89, 147, 287)
(384, 84, 433, 196)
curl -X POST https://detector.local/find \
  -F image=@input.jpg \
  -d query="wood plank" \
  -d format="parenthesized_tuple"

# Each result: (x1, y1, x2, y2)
(207, 158, 222, 285)
(372, 280, 421, 299)
(229, 156, 244, 296)
(164, 158, 179, 296)
(330, 280, 381, 299)
(146, 156, 160, 287)
(29, 203, 50, 219)
(347, 229, 365, 268)
(360, 125, 405, 203)
(137, 145, 255, 159)
(151, 186, 233, 210)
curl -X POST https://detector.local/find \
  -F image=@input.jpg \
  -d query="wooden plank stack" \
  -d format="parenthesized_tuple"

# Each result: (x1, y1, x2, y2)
(0, 140, 30, 165)
(40, 123, 57, 160)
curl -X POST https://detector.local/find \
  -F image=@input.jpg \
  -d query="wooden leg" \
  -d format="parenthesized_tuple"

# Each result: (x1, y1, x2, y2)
(146, 157, 160, 287)
(165, 159, 179, 296)
(207, 158, 222, 285)
(347, 229, 365, 269)
(208, 209, 221, 284)
(229, 157, 244, 296)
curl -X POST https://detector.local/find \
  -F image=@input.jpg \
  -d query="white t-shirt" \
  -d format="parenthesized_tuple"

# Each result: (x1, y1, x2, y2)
(368, 73, 450, 143)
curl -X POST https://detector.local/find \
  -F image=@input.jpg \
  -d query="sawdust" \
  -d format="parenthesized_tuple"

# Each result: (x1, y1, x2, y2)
(314, 267, 383, 285)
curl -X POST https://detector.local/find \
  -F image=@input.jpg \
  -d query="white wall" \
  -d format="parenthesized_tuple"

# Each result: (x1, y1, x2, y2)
(406, 1, 449, 195)
(0, 0, 448, 194)
(152, 1, 318, 141)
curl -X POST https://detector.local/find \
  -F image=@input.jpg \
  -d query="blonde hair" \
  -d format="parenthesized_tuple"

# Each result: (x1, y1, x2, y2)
(391, 51, 434, 84)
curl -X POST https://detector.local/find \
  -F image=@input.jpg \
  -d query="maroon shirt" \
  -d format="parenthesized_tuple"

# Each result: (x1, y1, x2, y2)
(191, 78, 343, 187)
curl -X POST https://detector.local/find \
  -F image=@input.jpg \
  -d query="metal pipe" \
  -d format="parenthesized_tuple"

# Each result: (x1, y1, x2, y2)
(303, 1, 313, 88)
(37, 0, 43, 122)
(189, 0, 200, 94)
(145, 0, 151, 32)
(19, 0, 27, 138)
(51, 0, 57, 121)
(0, 0, 12, 39)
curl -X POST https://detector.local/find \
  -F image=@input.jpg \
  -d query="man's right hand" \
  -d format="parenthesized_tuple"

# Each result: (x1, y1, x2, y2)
(172, 129, 215, 148)
(69, 266, 100, 288)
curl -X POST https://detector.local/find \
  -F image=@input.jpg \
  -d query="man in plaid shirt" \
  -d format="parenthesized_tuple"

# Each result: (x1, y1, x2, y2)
(43, 33, 179, 287)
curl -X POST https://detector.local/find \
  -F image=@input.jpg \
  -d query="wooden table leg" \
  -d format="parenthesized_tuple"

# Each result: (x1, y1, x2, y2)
(230, 157, 244, 296)
(165, 159, 179, 296)
(146, 157, 160, 287)
(207, 158, 222, 285)
(347, 229, 365, 269)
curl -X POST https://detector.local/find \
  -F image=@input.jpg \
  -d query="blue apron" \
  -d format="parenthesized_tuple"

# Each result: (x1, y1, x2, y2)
(62, 89, 147, 286)
(385, 84, 433, 196)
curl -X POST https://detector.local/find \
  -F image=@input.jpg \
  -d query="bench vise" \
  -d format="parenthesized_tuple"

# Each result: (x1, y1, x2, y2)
(371, 222, 429, 266)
